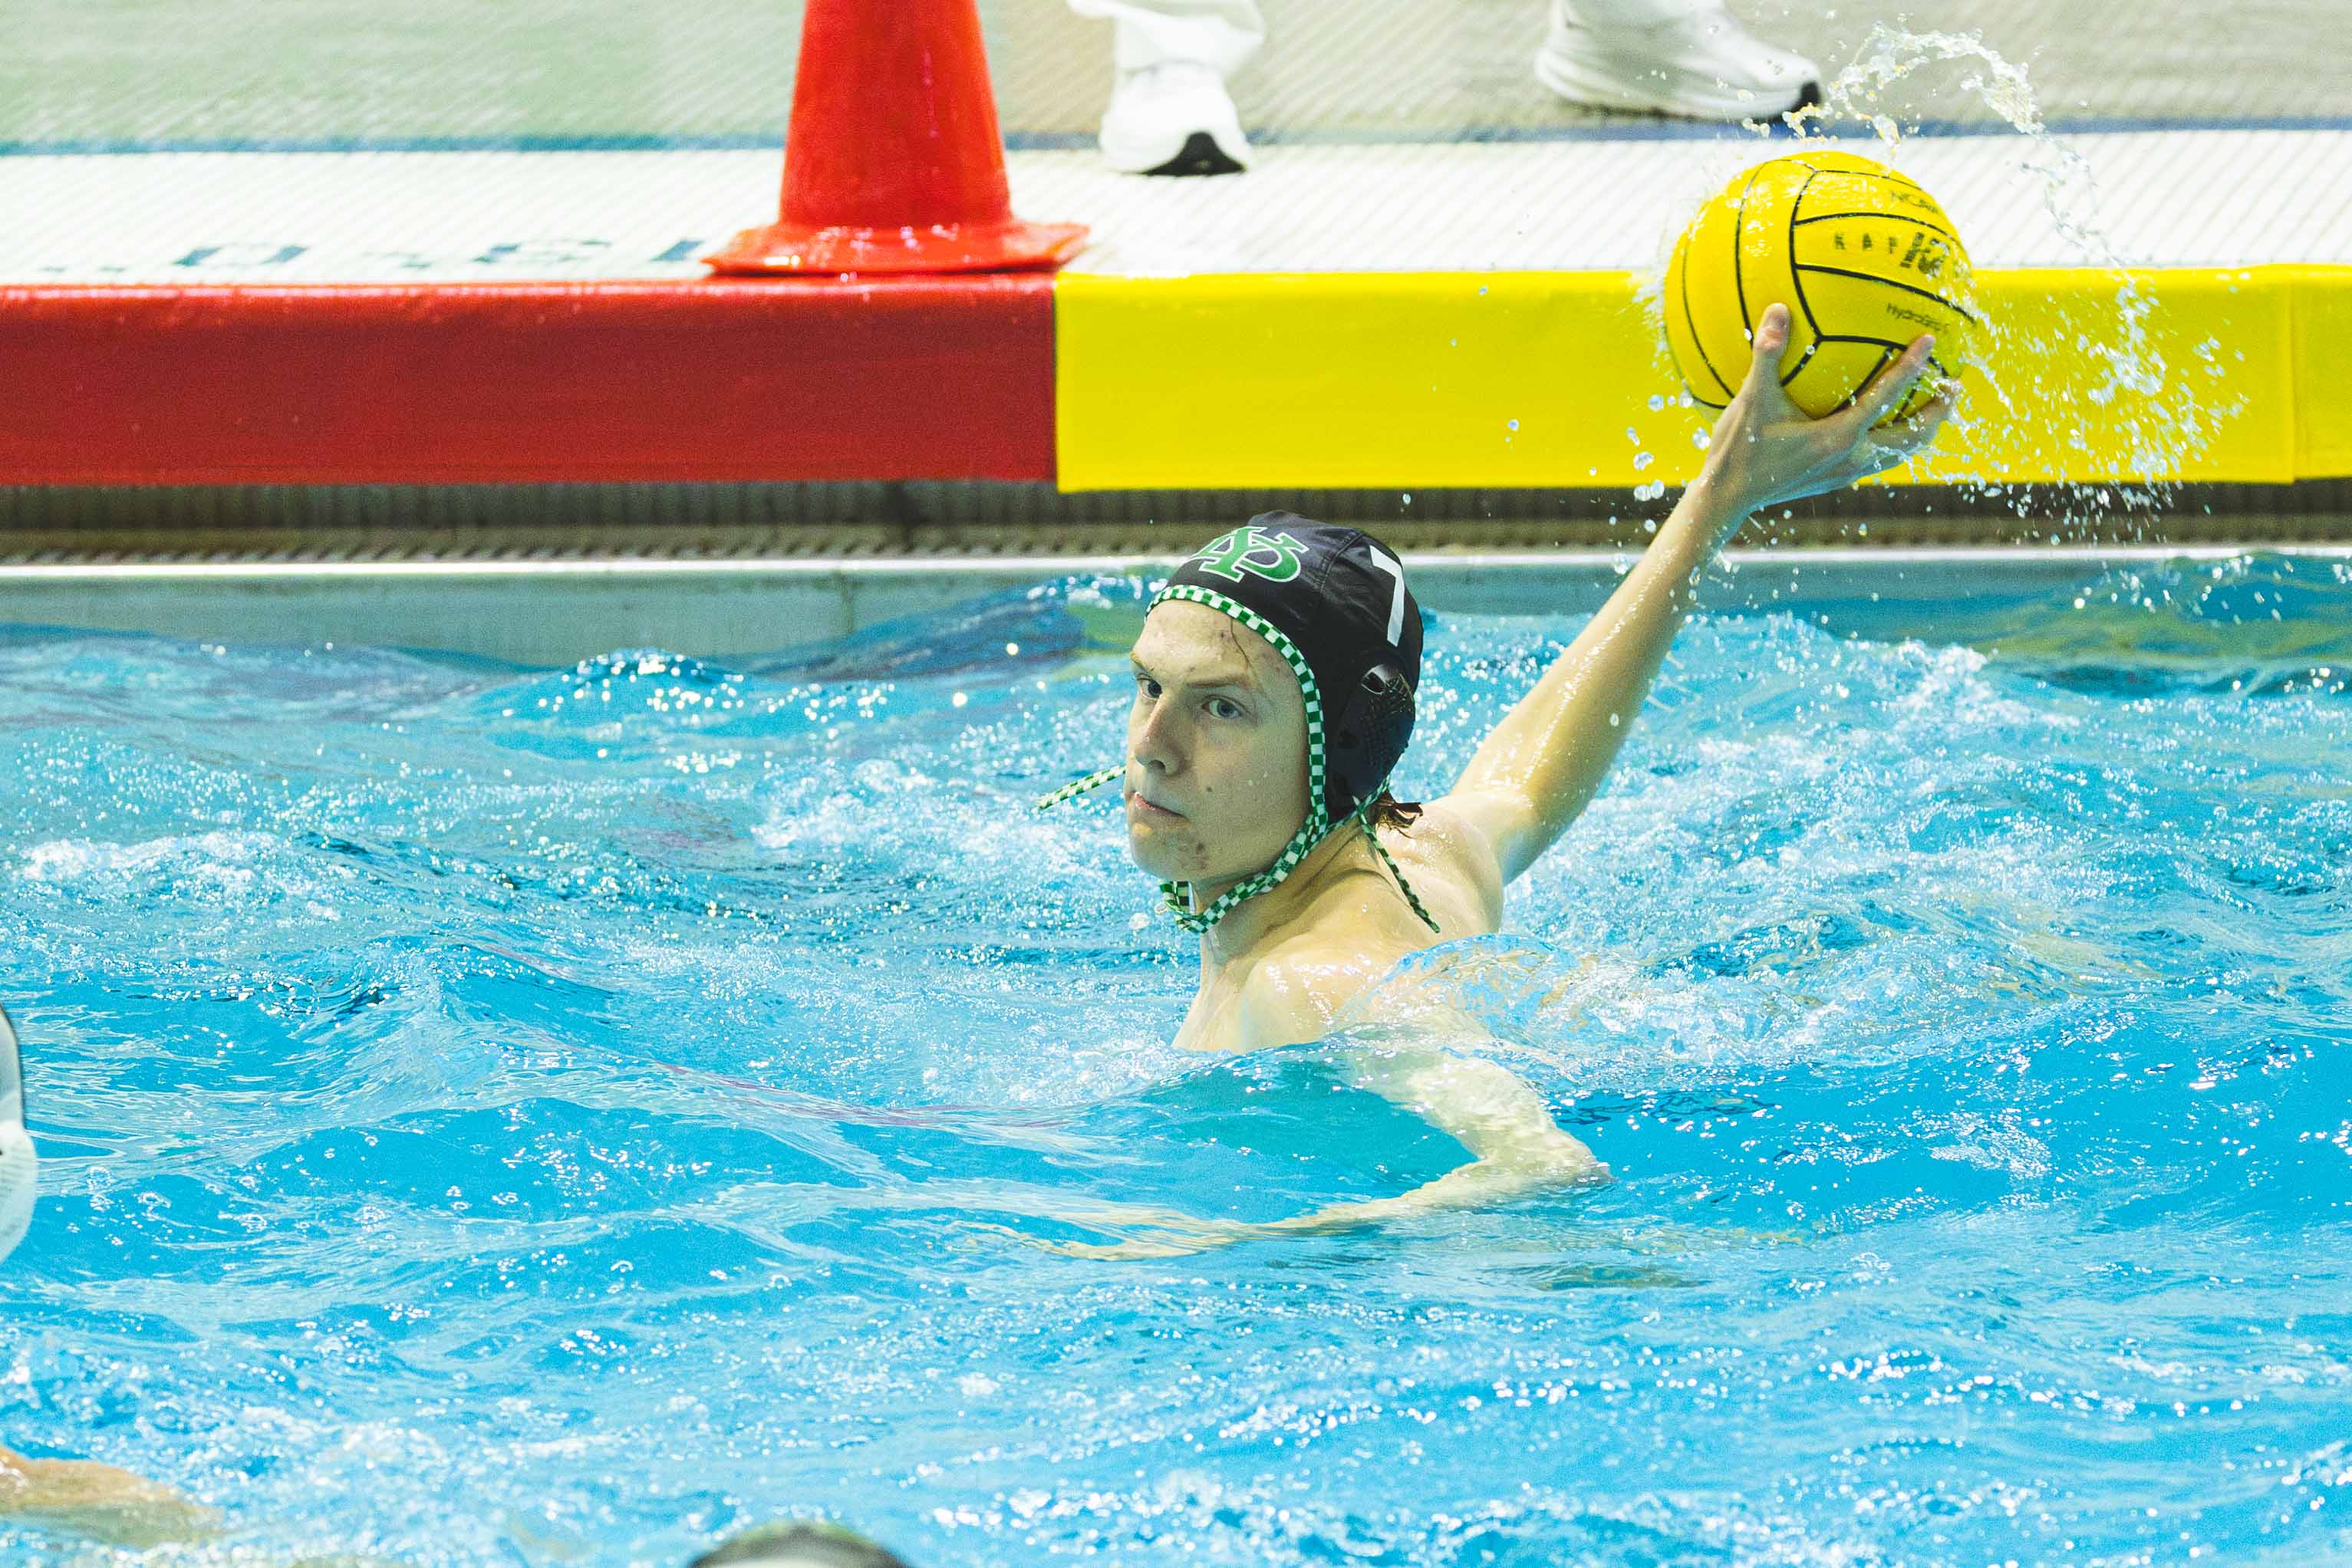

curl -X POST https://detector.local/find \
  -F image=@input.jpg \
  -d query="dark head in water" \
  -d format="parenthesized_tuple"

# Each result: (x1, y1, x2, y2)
(687, 1522, 914, 1568)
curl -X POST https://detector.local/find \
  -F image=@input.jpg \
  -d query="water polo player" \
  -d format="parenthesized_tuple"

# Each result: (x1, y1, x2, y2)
(1039, 307, 1948, 1253)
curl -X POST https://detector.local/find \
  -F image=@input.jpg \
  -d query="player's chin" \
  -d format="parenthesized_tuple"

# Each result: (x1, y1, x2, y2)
(1125, 822, 1196, 880)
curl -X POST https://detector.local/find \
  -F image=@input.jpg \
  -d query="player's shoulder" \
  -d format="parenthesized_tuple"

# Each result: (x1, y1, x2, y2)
(1372, 798, 1507, 929)
(1233, 934, 1392, 1051)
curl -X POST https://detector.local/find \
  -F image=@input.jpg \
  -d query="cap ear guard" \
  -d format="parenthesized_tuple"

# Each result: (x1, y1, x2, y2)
(1326, 662, 1415, 816)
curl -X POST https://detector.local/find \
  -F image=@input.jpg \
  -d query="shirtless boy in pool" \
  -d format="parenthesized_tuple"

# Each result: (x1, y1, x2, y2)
(1039, 306, 1952, 1254)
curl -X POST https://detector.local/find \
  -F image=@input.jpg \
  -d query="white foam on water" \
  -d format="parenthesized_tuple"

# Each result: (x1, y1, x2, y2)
(19, 829, 279, 890)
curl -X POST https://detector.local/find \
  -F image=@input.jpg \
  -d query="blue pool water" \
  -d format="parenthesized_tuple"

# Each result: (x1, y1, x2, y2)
(2, 553, 2347, 1566)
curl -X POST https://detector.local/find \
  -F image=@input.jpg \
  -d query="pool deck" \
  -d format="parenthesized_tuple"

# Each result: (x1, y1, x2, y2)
(4, 128, 2349, 493)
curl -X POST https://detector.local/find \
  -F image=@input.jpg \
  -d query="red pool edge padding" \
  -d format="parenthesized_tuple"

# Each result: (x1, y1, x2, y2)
(0, 278, 1059, 486)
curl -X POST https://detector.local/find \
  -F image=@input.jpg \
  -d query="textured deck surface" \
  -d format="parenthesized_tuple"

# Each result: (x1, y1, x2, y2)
(3, 130, 2342, 283)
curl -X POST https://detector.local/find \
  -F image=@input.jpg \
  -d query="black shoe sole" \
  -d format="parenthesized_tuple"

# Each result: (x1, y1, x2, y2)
(1141, 131, 1247, 178)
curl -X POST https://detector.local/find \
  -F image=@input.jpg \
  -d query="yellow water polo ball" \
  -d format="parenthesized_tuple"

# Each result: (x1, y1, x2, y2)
(1663, 148, 1978, 424)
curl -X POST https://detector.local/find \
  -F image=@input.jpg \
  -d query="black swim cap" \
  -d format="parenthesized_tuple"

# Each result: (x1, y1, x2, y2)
(1159, 513, 1423, 824)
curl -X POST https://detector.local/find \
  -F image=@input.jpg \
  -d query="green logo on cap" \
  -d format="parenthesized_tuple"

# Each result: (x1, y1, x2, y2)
(1191, 525, 1308, 585)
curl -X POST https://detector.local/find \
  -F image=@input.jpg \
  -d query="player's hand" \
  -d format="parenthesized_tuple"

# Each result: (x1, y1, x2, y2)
(1691, 301, 1955, 533)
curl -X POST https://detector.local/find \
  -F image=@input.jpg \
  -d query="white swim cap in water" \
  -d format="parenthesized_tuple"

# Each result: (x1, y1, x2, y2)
(0, 1004, 36, 1267)
(688, 1523, 912, 1568)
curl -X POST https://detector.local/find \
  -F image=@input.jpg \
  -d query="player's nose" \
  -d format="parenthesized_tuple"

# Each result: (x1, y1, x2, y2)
(1132, 697, 1192, 775)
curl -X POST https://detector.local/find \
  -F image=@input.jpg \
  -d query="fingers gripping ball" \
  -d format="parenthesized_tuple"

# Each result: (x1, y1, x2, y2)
(1664, 149, 1978, 423)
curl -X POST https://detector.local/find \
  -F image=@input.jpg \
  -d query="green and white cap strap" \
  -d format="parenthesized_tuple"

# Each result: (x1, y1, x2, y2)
(1360, 815, 1441, 934)
(1035, 766, 1123, 810)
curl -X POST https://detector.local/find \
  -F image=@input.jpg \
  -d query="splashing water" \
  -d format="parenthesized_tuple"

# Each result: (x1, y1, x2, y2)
(1794, 25, 2046, 140)
(1635, 23, 2231, 535)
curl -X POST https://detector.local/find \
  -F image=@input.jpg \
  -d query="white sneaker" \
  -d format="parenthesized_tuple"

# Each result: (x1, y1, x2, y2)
(1534, 0, 1821, 122)
(1098, 61, 1253, 176)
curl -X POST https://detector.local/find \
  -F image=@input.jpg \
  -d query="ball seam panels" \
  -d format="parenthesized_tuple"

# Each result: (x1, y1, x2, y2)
(1779, 165, 1831, 388)
(1790, 262, 1985, 324)
(1680, 242, 1740, 403)
(1731, 166, 1758, 358)
(1791, 212, 1959, 242)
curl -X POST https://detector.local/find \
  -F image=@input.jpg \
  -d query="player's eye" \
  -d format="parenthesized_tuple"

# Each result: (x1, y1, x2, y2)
(1206, 697, 1244, 720)
(1135, 674, 1162, 699)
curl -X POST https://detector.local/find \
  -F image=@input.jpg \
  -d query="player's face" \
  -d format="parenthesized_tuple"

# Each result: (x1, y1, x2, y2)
(1123, 601, 1312, 893)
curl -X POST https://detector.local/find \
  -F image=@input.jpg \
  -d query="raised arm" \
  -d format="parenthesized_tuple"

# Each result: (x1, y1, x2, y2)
(1438, 303, 1953, 884)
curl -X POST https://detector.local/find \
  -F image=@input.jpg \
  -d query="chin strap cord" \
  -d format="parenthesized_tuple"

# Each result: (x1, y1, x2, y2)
(1038, 765, 1441, 937)
(1033, 766, 1123, 810)
(1359, 809, 1442, 935)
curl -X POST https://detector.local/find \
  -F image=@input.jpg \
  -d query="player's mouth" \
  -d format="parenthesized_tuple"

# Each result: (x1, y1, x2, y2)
(1125, 788, 1186, 822)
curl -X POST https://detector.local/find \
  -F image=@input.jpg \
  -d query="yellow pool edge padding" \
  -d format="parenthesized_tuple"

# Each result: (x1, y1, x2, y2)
(1054, 264, 2352, 493)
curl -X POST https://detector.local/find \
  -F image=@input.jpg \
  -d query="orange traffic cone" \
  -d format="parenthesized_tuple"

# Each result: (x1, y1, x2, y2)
(704, 0, 1087, 276)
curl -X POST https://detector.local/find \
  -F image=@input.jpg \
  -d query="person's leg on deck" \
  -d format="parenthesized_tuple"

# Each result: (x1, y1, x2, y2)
(1069, 0, 1264, 174)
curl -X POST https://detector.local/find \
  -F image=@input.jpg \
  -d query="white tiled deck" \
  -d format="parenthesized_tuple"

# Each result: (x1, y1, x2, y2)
(0, 127, 2343, 285)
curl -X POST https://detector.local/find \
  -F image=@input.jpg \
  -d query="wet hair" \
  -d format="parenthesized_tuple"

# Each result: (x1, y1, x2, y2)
(1365, 790, 1425, 835)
